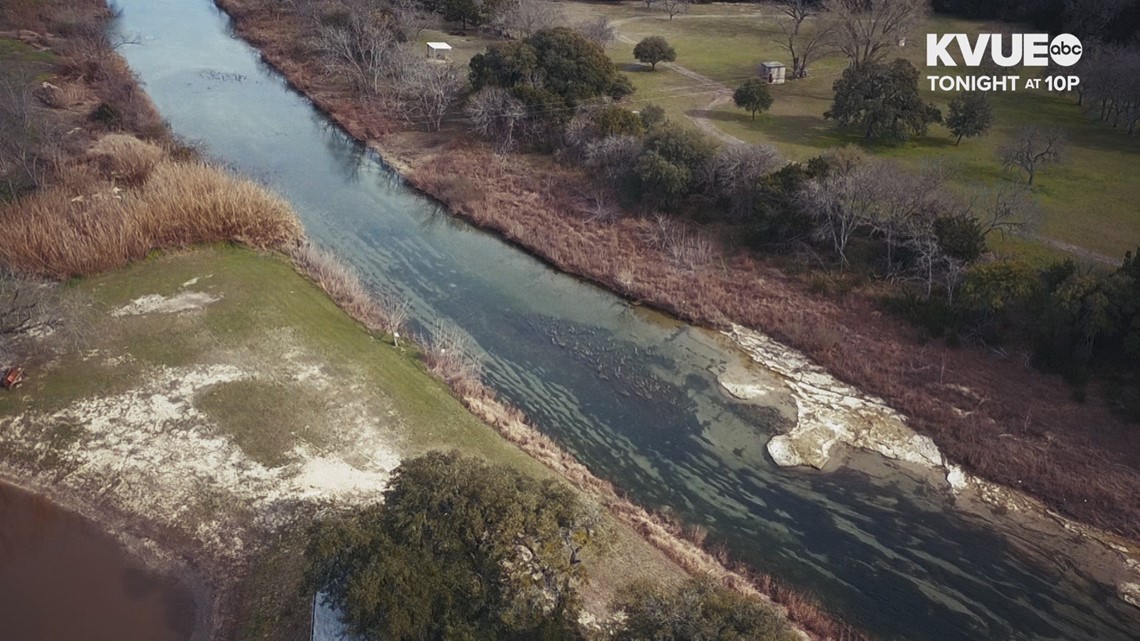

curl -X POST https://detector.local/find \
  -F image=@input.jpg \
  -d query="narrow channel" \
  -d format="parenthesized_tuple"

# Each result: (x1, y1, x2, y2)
(109, 1, 1139, 639)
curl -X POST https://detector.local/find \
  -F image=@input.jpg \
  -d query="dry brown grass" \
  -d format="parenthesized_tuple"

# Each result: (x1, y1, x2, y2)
(0, 142, 303, 278)
(421, 323, 485, 397)
(401, 142, 1140, 541)
(289, 243, 408, 336)
(87, 133, 165, 185)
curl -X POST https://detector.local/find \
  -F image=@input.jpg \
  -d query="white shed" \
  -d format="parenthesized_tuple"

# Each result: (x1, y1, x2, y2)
(426, 42, 452, 60)
(758, 61, 785, 85)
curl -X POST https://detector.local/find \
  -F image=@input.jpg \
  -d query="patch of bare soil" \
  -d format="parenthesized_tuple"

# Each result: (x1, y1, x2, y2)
(0, 321, 402, 639)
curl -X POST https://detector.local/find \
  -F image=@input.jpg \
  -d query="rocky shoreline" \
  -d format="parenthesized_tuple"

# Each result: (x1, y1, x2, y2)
(719, 324, 1140, 609)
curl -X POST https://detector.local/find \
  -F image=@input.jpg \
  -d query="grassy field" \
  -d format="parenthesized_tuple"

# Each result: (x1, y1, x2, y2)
(0, 245, 687, 639)
(561, 2, 1140, 261)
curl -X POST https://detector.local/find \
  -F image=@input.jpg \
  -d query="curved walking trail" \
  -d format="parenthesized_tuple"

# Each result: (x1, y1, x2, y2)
(111, 2, 1140, 640)
(611, 13, 757, 145)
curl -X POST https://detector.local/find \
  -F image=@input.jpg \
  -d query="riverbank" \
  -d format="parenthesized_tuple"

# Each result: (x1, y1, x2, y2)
(0, 7, 820, 639)
(2, 246, 740, 640)
(210, 0, 1140, 543)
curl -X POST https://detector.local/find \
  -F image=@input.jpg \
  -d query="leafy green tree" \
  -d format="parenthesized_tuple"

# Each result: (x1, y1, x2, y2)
(747, 161, 823, 245)
(307, 452, 605, 641)
(959, 260, 1041, 321)
(630, 123, 716, 207)
(614, 578, 796, 641)
(469, 40, 540, 92)
(441, 0, 502, 29)
(470, 28, 629, 107)
(633, 35, 676, 70)
(824, 58, 942, 142)
(946, 91, 993, 145)
(732, 78, 774, 120)
(634, 150, 690, 202)
(933, 214, 985, 263)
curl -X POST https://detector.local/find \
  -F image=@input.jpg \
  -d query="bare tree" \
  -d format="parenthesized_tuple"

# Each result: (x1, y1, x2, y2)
(775, 1, 837, 79)
(702, 143, 782, 218)
(493, 0, 564, 39)
(968, 184, 1040, 239)
(999, 126, 1065, 186)
(1091, 47, 1140, 134)
(646, 215, 715, 268)
(394, 57, 465, 132)
(466, 87, 529, 153)
(903, 229, 966, 300)
(584, 135, 644, 185)
(642, 0, 658, 8)
(0, 63, 57, 193)
(313, 1, 401, 96)
(391, 0, 434, 39)
(862, 160, 947, 269)
(781, 0, 813, 35)
(662, 0, 690, 20)
(797, 150, 877, 265)
(825, 0, 924, 69)
(576, 17, 616, 47)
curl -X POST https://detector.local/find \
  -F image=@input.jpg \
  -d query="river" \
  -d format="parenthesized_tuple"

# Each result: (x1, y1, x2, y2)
(104, 1, 1140, 639)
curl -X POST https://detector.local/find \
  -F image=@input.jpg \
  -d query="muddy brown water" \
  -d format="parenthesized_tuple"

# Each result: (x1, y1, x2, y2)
(0, 481, 196, 641)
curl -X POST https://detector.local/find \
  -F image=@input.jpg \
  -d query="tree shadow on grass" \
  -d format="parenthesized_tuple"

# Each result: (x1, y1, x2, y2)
(619, 62, 653, 73)
(690, 111, 849, 149)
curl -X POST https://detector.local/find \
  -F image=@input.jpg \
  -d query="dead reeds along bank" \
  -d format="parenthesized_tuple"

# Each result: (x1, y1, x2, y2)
(0, 135, 303, 279)
(290, 243, 409, 336)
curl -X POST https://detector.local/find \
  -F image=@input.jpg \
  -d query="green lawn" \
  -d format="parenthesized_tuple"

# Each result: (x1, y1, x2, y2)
(0, 245, 687, 639)
(568, 2, 1140, 262)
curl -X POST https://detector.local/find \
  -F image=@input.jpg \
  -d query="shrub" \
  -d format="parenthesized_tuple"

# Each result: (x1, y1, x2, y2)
(89, 101, 122, 126)
(639, 103, 666, 129)
(614, 578, 796, 641)
(745, 160, 826, 247)
(932, 214, 985, 263)
(592, 106, 645, 138)
(881, 292, 963, 339)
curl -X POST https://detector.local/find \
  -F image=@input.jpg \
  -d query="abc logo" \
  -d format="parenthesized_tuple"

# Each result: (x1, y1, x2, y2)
(1050, 33, 1082, 66)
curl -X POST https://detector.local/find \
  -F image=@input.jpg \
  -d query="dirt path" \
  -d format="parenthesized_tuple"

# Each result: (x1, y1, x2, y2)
(1027, 233, 1120, 265)
(610, 13, 769, 145)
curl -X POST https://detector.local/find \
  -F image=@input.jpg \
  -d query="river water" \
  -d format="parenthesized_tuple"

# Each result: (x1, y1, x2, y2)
(104, 2, 1140, 639)
(0, 481, 196, 641)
